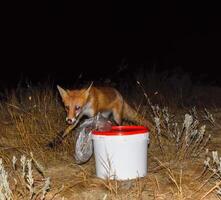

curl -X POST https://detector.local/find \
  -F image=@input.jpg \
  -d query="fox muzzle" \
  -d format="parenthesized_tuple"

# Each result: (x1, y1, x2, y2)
(66, 117, 76, 125)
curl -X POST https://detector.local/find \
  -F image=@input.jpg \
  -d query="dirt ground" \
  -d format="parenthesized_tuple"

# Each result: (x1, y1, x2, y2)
(1, 85, 221, 200)
(43, 110, 221, 200)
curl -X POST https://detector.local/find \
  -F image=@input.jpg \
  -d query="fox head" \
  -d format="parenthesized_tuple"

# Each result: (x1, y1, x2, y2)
(57, 83, 93, 124)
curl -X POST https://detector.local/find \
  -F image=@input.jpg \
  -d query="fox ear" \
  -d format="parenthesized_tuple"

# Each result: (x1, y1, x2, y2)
(57, 85, 68, 99)
(84, 82, 93, 98)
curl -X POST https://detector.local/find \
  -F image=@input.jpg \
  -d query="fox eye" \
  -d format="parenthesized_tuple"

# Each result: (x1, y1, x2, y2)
(75, 105, 81, 110)
(65, 105, 69, 110)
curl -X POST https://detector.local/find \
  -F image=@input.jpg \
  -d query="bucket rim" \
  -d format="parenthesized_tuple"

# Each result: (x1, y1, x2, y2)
(92, 125, 149, 136)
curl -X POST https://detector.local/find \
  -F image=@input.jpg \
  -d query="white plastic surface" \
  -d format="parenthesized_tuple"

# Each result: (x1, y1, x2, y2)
(92, 132, 149, 180)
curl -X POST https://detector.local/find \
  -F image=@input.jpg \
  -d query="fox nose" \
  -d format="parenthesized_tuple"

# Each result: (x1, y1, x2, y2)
(66, 118, 73, 124)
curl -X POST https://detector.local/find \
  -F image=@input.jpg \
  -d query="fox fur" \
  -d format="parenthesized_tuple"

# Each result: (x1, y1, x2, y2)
(57, 84, 154, 130)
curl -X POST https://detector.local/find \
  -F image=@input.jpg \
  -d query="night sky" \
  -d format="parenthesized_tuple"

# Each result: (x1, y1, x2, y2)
(1, 2, 221, 88)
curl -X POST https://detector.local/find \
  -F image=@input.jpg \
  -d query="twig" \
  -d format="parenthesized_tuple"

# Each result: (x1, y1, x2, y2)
(49, 185, 64, 200)
(200, 181, 221, 200)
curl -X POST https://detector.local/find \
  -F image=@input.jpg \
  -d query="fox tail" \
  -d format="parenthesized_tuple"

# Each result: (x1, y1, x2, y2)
(122, 101, 154, 131)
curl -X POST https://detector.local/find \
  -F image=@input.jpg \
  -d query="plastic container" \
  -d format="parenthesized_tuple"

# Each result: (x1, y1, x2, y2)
(92, 126, 149, 180)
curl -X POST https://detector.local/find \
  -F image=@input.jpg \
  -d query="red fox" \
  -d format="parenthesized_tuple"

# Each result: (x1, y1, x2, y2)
(57, 84, 154, 130)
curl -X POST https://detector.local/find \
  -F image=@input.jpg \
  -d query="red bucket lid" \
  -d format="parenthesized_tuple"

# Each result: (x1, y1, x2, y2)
(92, 126, 149, 136)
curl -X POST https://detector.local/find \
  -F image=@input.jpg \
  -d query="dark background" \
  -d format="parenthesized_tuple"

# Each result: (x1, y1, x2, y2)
(1, 1, 221, 88)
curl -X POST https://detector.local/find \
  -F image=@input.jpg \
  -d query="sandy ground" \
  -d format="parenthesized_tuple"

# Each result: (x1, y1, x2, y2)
(1, 85, 221, 200)
(36, 109, 221, 200)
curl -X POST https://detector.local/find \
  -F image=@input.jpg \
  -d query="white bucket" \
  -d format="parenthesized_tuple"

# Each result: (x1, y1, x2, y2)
(92, 126, 149, 180)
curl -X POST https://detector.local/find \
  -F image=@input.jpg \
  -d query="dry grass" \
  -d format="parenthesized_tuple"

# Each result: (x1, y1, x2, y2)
(0, 80, 221, 199)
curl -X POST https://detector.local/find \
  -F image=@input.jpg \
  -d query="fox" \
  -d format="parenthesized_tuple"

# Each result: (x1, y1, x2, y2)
(57, 83, 154, 130)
